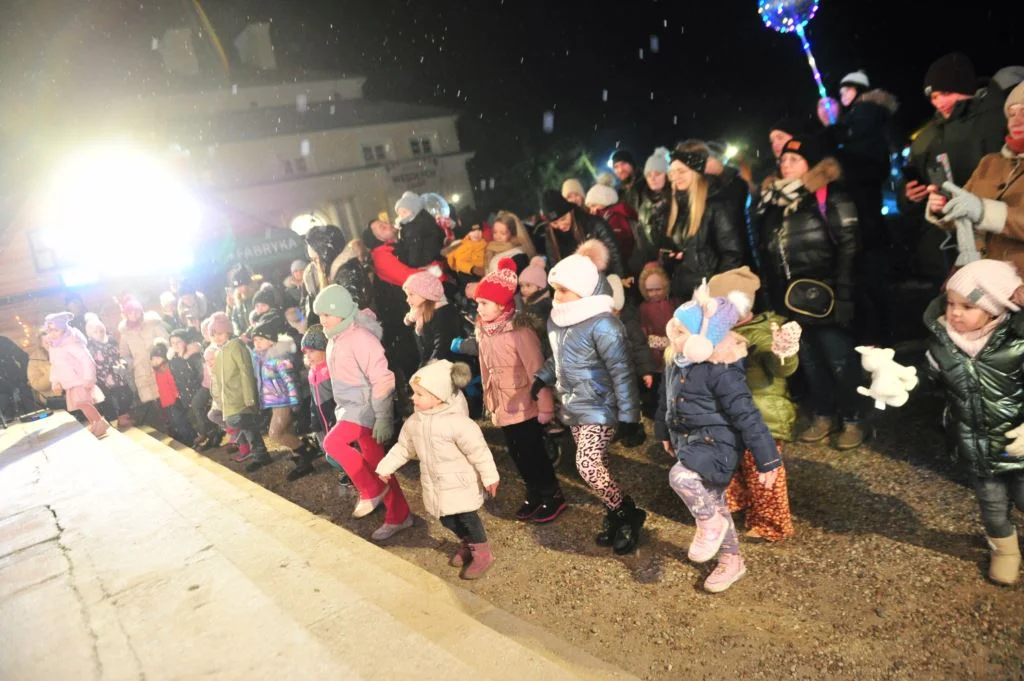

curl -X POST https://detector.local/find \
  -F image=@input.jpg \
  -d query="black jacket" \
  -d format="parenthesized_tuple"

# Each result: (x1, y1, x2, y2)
(544, 208, 627, 277)
(757, 159, 859, 326)
(827, 90, 898, 187)
(395, 210, 445, 269)
(660, 180, 745, 300)
(302, 255, 373, 324)
(0, 336, 29, 393)
(632, 184, 672, 273)
(417, 303, 467, 368)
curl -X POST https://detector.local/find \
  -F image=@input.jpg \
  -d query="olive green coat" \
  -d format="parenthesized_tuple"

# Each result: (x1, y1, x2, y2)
(734, 312, 799, 441)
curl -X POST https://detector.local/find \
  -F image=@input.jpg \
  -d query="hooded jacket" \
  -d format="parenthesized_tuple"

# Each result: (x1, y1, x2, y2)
(544, 209, 627, 277)
(377, 391, 499, 518)
(118, 316, 170, 403)
(394, 209, 446, 269)
(925, 296, 1024, 478)
(213, 338, 260, 420)
(827, 89, 899, 186)
(253, 335, 300, 409)
(325, 310, 395, 428)
(476, 312, 555, 427)
(598, 202, 638, 265)
(168, 353, 203, 406)
(536, 296, 640, 426)
(48, 328, 96, 391)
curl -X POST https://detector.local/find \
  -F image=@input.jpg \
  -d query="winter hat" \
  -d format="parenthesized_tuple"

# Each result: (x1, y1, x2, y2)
(411, 360, 472, 403)
(669, 287, 742, 364)
(606, 274, 626, 312)
(840, 70, 871, 90)
(670, 147, 708, 175)
(924, 52, 977, 97)
(946, 259, 1022, 316)
(394, 191, 425, 217)
(252, 285, 278, 308)
(402, 271, 445, 302)
(611, 149, 636, 169)
(541, 189, 576, 221)
(707, 266, 761, 317)
(518, 256, 548, 289)
(250, 312, 287, 341)
(228, 264, 253, 288)
(769, 116, 806, 137)
(159, 291, 176, 308)
(169, 327, 202, 345)
(561, 178, 586, 200)
(474, 258, 519, 307)
(290, 259, 308, 274)
(304, 225, 347, 266)
(150, 339, 170, 360)
(209, 311, 232, 337)
(121, 296, 144, 315)
(313, 284, 358, 319)
(994, 66, 1024, 92)
(638, 264, 670, 301)
(301, 324, 328, 352)
(781, 135, 826, 168)
(1005, 82, 1024, 119)
(44, 311, 74, 331)
(548, 239, 609, 298)
(84, 313, 106, 340)
(644, 147, 670, 175)
(455, 205, 484, 238)
(585, 175, 619, 208)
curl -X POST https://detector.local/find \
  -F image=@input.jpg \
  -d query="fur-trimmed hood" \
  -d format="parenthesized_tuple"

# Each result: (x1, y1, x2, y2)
(760, 157, 843, 195)
(859, 88, 899, 114)
(259, 335, 297, 361)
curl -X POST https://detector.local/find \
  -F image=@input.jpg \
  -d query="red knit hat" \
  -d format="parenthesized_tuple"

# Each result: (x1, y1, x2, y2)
(473, 258, 518, 307)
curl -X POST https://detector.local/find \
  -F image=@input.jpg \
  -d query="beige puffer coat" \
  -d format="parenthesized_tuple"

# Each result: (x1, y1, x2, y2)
(118, 317, 169, 403)
(376, 392, 499, 518)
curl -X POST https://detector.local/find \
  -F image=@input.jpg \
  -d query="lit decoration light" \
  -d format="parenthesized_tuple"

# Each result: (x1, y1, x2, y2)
(15, 315, 33, 349)
(758, 0, 835, 124)
(450, 193, 462, 205)
(724, 145, 740, 162)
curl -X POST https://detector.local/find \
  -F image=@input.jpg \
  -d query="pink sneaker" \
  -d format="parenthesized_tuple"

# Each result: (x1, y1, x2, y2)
(687, 513, 728, 564)
(703, 553, 746, 593)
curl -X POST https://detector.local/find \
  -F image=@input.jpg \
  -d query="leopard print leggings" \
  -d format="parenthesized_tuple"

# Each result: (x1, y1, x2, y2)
(571, 425, 623, 510)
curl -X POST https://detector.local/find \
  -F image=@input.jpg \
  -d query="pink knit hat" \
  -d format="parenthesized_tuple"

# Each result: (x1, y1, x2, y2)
(946, 259, 1022, 316)
(518, 256, 548, 289)
(209, 311, 232, 336)
(403, 271, 444, 302)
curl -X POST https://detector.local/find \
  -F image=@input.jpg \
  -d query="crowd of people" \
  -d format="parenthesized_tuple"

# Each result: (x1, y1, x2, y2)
(3, 51, 1024, 592)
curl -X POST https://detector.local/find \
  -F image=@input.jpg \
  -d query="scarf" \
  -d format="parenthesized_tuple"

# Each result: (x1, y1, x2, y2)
(479, 305, 515, 336)
(940, 314, 1005, 358)
(1005, 134, 1024, 156)
(550, 295, 614, 328)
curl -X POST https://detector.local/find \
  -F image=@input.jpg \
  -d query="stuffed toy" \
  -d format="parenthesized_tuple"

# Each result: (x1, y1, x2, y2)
(855, 346, 919, 410)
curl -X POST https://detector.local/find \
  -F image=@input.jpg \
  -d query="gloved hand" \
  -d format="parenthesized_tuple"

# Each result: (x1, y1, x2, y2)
(450, 337, 465, 353)
(770, 321, 802, 360)
(942, 182, 984, 224)
(451, 337, 478, 356)
(832, 300, 855, 327)
(529, 378, 547, 401)
(1005, 424, 1024, 458)
(372, 416, 394, 444)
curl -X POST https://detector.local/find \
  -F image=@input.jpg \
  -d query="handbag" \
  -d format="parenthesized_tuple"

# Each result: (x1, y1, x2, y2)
(784, 279, 835, 319)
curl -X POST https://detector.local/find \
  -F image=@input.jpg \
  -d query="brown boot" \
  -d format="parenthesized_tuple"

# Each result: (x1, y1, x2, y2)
(798, 416, 835, 443)
(987, 532, 1021, 585)
(460, 542, 494, 580)
(449, 542, 471, 568)
(835, 422, 867, 451)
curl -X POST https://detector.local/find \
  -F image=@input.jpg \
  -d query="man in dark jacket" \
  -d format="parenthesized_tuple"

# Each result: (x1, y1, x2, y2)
(0, 335, 35, 419)
(393, 191, 446, 269)
(611, 149, 644, 212)
(540, 189, 627, 277)
(302, 224, 373, 324)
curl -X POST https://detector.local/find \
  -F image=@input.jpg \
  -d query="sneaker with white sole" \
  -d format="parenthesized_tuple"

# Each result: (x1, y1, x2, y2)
(371, 515, 414, 541)
(688, 513, 728, 564)
(704, 553, 747, 593)
(352, 489, 387, 518)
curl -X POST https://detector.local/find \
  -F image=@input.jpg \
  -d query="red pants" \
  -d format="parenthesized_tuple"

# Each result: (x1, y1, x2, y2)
(324, 421, 409, 525)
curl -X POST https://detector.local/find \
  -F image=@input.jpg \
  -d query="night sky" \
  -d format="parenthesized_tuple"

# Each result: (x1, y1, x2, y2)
(1, 0, 1021, 211)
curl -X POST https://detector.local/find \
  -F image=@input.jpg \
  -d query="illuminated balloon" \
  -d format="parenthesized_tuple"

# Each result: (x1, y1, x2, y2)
(758, 0, 820, 34)
(421, 192, 451, 220)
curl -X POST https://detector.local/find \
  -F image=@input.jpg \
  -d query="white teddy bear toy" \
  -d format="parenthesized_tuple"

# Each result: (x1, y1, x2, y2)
(855, 346, 919, 410)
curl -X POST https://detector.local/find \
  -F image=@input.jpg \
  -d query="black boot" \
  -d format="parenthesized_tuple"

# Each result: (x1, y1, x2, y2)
(531, 489, 567, 524)
(622, 423, 647, 448)
(611, 496, 646, 555)
(595, 507, 620, 547)
(244, 449, 273, 473)
(287, 438, 320, 481)
(515, 495, 541, 521)
(200, 430, 225, 451)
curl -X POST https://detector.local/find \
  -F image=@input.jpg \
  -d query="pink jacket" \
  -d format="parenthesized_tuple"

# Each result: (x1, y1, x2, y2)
(325, 310, 395, 428)
(48, 328, 97, 390)
(477, 313, 554, 427)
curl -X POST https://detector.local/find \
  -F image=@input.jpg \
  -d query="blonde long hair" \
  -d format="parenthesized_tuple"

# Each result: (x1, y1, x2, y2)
(667, 141, 709, 240)
(494, 210, 537, 258)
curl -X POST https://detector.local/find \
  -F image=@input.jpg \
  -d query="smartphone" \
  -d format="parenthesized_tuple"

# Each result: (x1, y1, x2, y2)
(927, 153, 954, 198)
(901, 165, 925, 185)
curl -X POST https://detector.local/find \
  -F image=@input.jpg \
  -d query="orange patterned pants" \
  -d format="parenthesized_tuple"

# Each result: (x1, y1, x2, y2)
(725, 444, 794, 542)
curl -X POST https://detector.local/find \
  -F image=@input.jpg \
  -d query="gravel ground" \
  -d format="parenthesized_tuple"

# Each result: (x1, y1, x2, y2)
(202, 388, 1024, 681)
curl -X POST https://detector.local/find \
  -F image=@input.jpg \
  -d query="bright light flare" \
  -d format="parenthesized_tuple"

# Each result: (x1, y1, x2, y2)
(450, 193, 461, 205)
(40, 144, 201, 283)
(724, 145, 739, 161)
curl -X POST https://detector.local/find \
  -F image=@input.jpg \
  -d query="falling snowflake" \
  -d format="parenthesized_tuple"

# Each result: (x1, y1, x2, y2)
(602, 89, 608, 102)
(639, 48, 645, 60)
(151, 37, 159, 50)
(673, 115, 678, 125)
(489, 178, 496, 189)
(650, 36, 660, 53)
(300, 140, 310, 157)
(296, 94, 308, 112)
(542, 111, 555, 133)
(420, 56, 425, 63)
(231, 84, 238, 95)
(329, 104, 336, 115)
(650, 91, 654, 100)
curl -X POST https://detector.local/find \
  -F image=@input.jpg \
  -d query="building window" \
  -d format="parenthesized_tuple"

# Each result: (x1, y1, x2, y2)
(410, 136, 435, 156)
(361, 143, 388, 164)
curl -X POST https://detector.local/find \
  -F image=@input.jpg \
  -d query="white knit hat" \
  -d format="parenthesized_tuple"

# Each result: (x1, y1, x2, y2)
(549, 254, 600, 298)
(585, 184, 618, 208)
(644, 147, 670, 175)
(411, 360, 472, 403)
(840, 70, 870, 89)
(561, 178, 586, 199)
(946, 259, 1022, 316)
(606, 274, 626, 312)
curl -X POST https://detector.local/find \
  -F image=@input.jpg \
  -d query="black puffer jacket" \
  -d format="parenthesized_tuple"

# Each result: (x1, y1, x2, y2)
(416, 303, 467, 368)
(303, 253, 373, 324)
(659, 179, 745, 300)
(632, 184, 672, 273)
(394, 209, 445, 269)
(826, 89, 898, 187)
(544, 208, 627, 277)
(757, 159, 859, 326)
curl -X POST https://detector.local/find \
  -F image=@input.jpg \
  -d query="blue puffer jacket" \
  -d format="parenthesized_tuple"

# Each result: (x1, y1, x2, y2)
(536, 299, 640, 427)
(655, 357, 780, 486)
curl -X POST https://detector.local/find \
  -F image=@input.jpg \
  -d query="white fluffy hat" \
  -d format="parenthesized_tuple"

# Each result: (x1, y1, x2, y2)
(412, 360, 472, 403)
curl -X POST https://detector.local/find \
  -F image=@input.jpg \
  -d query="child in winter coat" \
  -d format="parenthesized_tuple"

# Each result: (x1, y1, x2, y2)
(532, 239, 647, 555)
(473, 260, 566, 523)
(199, 314, 228, 451)
(608, 274, 654, 448)
(925, 259, 1024, 586)
(168, 328, 204, 439)
(118, 296, 170, 423)
(708, 267, 798, 542)
(518, 256, 553, 322)
(249, 312, 302, 458)
(377, 360, 500, 579)
(44, 312, 108, 437)
(84, 313, 134, 429)
(211, 313, 269, 471)
(293, 324, 348, 485)
(484, 211, 535, 274)
(314, 284, 413, 542)
(638, 265, 679, 418)
(151, 340, 195, 445)
(403, 270, 467, 368)
(655, 286, 782, 593)
(444, 218, 487, 279)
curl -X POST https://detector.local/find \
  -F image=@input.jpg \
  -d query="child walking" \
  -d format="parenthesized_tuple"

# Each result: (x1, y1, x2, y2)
(473, 260, 566, 522)
(376, 360, 500, 579)
(708, 268, 798, 542)
(44, 312, 108, 437)
(291, 324, 345, 484)
(84, 313, 134, 429)
(314, 285, 413, 541)
(151, 340, 196, 445)
(656, 286, 782, 593)
(926, 259, 1024, 585)
(249, 313, 303, 453)
(532, 240, 647, 554)
(211, 312, 270, 472)
(168, 328, 204, 441)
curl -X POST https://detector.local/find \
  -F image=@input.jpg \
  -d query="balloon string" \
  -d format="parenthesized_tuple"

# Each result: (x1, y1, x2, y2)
(795, 24, 835, 125)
